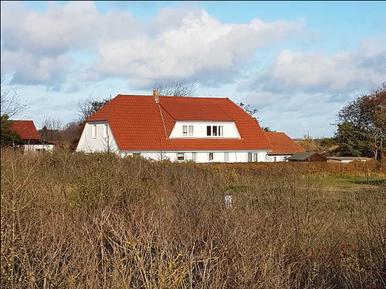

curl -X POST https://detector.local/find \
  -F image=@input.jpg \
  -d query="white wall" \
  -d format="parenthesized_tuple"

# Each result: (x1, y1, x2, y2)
(265, 154, 291, 162)
(24, 144, 54, 152)
(120, 151, 268, 163)
(169, 121, 240, 139)
(77, 122, 269, 163)
(76, 122, 119, 153)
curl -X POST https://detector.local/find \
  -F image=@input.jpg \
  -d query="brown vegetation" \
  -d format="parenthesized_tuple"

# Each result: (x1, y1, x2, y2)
(1, 149, 385, 288)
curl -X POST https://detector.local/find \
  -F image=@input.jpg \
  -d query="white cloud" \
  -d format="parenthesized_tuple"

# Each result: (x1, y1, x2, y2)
(243, 39, 386, 94)
(235, 39, 386, 137)
(1, 2, 304, 89)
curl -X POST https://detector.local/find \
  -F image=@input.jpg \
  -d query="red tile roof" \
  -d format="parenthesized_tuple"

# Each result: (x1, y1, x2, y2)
(87, 95, 271, 151)
(10, 120, 41, 140)
(265, 131, 305, 155)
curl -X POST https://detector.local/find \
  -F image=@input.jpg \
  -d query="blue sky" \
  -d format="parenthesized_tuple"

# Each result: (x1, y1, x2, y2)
(2, 1, 386, 137)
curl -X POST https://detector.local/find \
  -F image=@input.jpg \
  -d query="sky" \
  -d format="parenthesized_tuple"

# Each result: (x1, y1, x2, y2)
(1, 1, 386, 137)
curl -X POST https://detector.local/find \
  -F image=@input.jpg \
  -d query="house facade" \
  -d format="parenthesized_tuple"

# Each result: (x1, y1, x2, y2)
(76, 91, 272, 162)
(264, 131, 305, 162)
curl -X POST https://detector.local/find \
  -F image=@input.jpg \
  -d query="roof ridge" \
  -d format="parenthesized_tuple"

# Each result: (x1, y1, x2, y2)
(115, 94, 230, 100)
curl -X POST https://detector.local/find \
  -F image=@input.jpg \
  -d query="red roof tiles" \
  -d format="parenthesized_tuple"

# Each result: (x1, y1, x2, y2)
(265, 131, 305, 155)
(10, 120, 41, 141)
(88, 95, 271, 151)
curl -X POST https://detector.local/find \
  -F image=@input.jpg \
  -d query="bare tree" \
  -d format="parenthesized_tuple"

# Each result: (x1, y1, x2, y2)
(239, 102, 259, 120)
(39, 117, 63, 142)
(1, 77, 27, 117)
(78, 97, 111, 122)
(153, 80, 197, 96)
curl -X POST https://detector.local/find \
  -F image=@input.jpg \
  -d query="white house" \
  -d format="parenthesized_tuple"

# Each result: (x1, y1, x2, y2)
(76, 91, 273, 163)
(264, 131, 305, 162)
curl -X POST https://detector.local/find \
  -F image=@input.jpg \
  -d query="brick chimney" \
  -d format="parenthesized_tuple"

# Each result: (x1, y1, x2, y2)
(153, 89, 160, 104)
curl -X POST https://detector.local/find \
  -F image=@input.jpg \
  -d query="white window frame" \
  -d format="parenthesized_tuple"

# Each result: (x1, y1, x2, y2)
(248, 152, 253, 162)
(207, 125, 211, 136)
(177, 152, 185, 161)
(219, 126, 223, 136)
(91, 124, 96, 139)
(206, 125, 224, 137)
(188, 125, 194, 136)
(182, 125, 188, 136)
(192, 152, 197, 161)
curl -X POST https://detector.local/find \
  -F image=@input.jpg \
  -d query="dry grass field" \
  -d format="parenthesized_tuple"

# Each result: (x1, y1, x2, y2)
(1, 149, 385, 289)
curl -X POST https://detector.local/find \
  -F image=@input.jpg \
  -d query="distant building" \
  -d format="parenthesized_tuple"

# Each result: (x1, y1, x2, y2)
(287, 151, 326, 162)
(10, 120, 54, 151)
(264, 131, 305, 162)
(327, 156, 373, 163)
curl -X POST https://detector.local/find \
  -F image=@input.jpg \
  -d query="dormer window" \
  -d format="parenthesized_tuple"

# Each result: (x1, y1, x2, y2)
(206, 125, 223, 137)
(182, 125, 193, 136)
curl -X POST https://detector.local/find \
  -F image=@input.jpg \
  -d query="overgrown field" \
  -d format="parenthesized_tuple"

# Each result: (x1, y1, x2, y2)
(1, 149, 385, 289)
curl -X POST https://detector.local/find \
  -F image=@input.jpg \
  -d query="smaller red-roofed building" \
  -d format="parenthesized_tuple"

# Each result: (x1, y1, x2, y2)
(264, 131, 305, 162)
(10, 120, 54, 151)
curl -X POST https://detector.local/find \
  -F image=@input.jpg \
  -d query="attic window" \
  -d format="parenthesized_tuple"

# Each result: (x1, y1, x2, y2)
(182, 125, 188, 136)
(213, 126, 218, 136)
(206, 125, 224, 137)
(188, 125, 193, 136)
(182, 125, 193, 137)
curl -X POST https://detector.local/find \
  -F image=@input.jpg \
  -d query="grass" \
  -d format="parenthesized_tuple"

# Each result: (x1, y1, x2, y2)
(1, 149, 385, 289)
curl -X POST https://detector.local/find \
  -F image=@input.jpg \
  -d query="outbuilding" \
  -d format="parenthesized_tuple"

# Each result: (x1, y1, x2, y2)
(287, 151, 326, 162)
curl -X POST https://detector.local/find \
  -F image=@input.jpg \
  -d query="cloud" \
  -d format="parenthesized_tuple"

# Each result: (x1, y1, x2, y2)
(242, 39, 386, 95)
(235, 39, 386, 137)
(1, 2, 304, 90)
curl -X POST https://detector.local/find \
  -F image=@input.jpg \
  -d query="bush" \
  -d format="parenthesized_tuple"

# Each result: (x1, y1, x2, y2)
(1, 149, 385, 288)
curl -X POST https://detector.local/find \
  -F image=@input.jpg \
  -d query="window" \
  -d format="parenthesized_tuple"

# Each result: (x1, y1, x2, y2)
(103, 124, 108, 138)
(188, 125, 194, 136)
(208, 152, 214, 161)
(224, 152, 229, 162)
(182, 125, 188, 136)
(192, 152, 197, 161)
(91, 124, 96, 139)
(206, 125, 223, 137)
(206, 125, 224, 136)
(207, 125, 211, 136)
(213, 126, 218, 136)
(248, 152, 253, 162)
(273, 156, 277, 162)
(177, 152, 185, 161)
(253, 153, 258, 162)
(219, 126, 223, 136)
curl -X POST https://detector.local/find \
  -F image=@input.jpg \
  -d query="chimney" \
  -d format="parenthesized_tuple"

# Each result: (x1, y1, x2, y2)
(153, 89, 160, 104)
